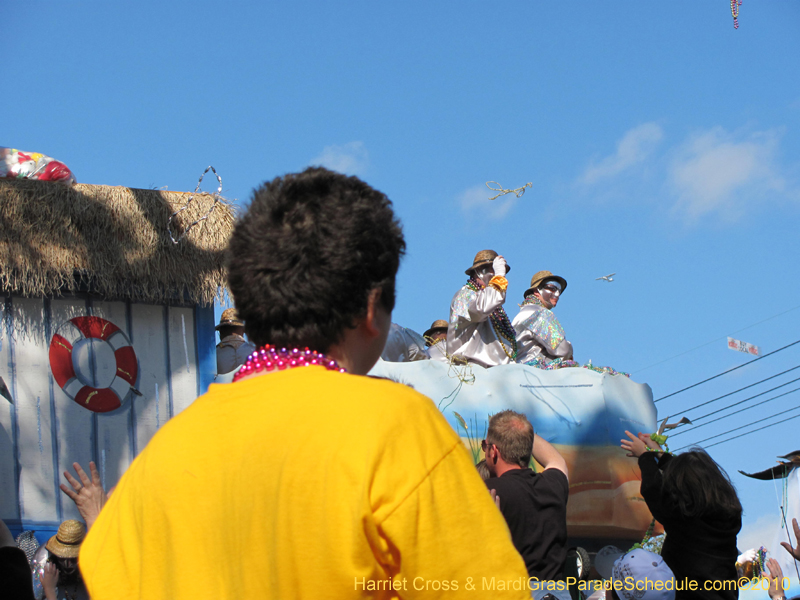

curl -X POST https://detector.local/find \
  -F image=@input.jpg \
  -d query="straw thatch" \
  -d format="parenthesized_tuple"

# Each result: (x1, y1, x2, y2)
(0, 179, 235, 306)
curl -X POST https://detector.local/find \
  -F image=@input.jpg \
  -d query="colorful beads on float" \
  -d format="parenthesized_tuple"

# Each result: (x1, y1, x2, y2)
(233, 344, 346, 382)
(466, 277, 518, 360)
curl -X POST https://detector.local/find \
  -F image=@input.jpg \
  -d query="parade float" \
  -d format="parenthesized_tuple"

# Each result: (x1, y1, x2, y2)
(372, 331, 663, 552)
(0, 164, 233, 544)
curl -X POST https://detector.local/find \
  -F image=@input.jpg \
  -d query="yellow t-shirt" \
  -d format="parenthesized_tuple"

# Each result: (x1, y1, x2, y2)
(80, 367, 530, 599)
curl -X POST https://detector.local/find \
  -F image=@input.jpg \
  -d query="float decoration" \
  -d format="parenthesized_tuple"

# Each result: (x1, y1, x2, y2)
(1, 147, 75, 184)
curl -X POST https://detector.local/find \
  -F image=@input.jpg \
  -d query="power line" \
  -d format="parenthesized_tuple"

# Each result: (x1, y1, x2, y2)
(670, 375, 800, 436)
(668, 364, 800, 420)
(670, 386, 800, 436)
(654, 339, 800, 403)
(675, 404, 800, 451)
(697, 412, 800, 451)
(633, 303, 800, 374)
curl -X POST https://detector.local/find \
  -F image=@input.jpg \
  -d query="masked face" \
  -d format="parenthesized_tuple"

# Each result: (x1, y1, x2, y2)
(536, 281, 561, 309)
(473, 265, 494, 286)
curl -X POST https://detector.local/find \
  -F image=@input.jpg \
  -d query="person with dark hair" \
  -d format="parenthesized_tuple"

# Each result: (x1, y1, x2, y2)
(483, 410, 570, 581)
(0, 519, 35, 600)
(621, 433, 742, 600)
(447, 249, 517, 367)
(512, 270, 574, 369)
(35, 520, 88, 600)
(80, 168, 531, 599)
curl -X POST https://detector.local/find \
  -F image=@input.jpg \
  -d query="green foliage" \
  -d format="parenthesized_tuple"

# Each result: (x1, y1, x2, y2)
(453, 411, 488, 464)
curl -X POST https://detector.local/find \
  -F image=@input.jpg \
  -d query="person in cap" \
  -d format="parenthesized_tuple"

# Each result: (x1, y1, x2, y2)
(447, 249, 517, 368)
(79, 167, 531, 600)
(423, 319, 449, 362)
(512, 270, 575, 368)
(38, 520, 88, 600)
(483, 410, 569, 581)
(215, 307, 256, 374)
(595, 546, 676, 600)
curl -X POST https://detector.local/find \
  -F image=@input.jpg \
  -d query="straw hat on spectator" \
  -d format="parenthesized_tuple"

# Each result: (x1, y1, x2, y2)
(45, 520, 85, 559)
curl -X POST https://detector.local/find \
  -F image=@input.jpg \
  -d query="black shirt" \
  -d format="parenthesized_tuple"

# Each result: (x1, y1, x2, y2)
(485, 468, 569, 580)
(639, 453, 741, 600)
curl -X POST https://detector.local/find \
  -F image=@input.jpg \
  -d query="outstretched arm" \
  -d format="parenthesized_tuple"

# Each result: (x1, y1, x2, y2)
(533, 433, 568, 480)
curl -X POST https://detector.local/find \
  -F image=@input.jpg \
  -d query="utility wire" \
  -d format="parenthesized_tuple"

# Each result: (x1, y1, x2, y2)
(668, 364, 800, 420)
(695, 412, 800, 451)
(670, 374, 800, 436)
(654, 339, 800, 403)
(675, 404, 800, 450)
(633, 303, 800, 374)
(670, 386, 800, 436)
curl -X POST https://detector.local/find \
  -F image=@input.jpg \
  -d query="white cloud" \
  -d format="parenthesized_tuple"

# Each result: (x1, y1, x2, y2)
(459, 184, 518, 220)
(579, 122, 663, 184)
(738, 511, 781, 554)
(309, 141, 368, 176)
(668, 127, 786, 221)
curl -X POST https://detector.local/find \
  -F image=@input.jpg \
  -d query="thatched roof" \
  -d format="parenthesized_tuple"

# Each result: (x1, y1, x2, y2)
(0, 179, 235, 306)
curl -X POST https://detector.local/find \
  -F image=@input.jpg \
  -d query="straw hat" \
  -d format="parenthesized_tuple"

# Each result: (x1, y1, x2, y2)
(524, 270, 567, 299)
(423, 319, 449, 339)
(45, 520, 85, 559)
(464, 249, 511, 275)
(215, 308, 245, 330)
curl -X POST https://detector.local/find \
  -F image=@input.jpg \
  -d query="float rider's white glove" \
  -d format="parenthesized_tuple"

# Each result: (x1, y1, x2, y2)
(492, 255, 507, 278)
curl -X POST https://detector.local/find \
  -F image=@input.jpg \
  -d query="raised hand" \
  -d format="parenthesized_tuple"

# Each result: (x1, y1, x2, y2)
(780, 517, 800, 561)
(60, 461, 107, 530)
(621, 430, 647, 458)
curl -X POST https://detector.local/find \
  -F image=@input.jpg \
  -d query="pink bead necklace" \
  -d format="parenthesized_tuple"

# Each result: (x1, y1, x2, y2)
(233, 344, 346, 382)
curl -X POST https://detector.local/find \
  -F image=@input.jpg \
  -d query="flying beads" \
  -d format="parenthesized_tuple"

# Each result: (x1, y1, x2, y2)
(486, 181, 533, 201)
(167, 166, 225, 244)
(730, 0, 742, 29)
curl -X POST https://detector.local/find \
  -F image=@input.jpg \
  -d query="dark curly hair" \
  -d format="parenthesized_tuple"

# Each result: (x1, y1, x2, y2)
(662, 448, 742, 519)
(227, 167, 405, 352)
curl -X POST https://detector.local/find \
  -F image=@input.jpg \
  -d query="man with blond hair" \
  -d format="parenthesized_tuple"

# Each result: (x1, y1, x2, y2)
(484, 410, 570, 581)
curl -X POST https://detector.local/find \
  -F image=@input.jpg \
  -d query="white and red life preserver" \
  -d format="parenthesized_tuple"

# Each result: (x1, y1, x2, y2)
(48, 316, 138, 413)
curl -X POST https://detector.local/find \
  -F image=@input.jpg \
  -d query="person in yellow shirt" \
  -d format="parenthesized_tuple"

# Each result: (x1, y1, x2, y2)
(80, 167, 531, 599)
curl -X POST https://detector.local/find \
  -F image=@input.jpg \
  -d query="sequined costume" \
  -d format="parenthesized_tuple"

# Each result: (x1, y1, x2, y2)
(447, 278, 515, 368)
(380, 323, 429, 362)
(427, 339, 449, 363)
(216, 334, 256, 375)
(512, 296, 573, 367)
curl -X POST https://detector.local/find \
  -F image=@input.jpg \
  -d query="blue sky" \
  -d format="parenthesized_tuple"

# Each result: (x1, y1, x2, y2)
(6, 1, 800, 564)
